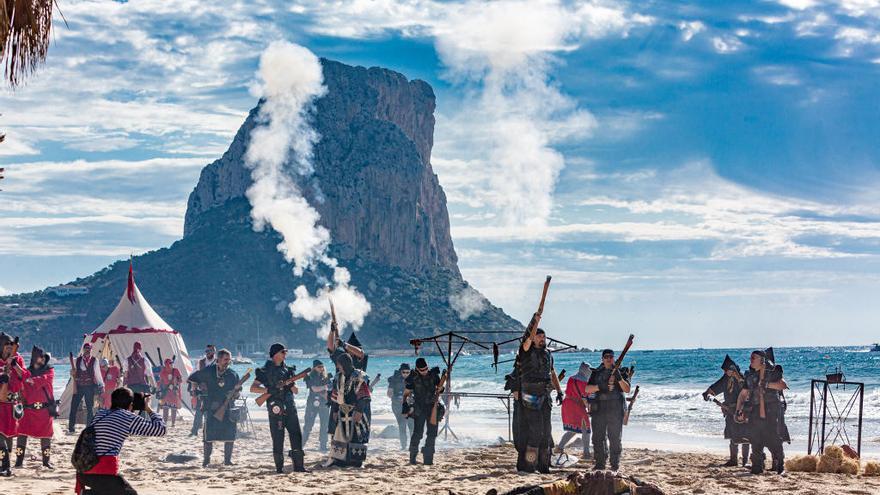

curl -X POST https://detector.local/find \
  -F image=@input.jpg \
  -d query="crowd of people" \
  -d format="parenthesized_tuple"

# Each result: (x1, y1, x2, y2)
(0, 316, 791, 493)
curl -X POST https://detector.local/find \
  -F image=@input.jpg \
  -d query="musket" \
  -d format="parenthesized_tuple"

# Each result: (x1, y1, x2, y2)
(369, 373, 382, 393)
(623, 385, 640, 426)
(758, 367, 766, 419)
(329, 299, 339, 342)
(214, 368, 252, 421)
(115, 354, 125, 375)
(254, 367, 311, 407)
(524, 276, 552, 338)
(611, 334, 635, 378)
(429, 369, 448, 426)
(712, 398, 734, 416)
(557, 369, 566, 382)
(68, 352, 78, 395)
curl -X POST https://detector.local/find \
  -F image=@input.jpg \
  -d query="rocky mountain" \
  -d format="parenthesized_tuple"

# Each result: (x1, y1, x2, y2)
(0, 59, 521, 354)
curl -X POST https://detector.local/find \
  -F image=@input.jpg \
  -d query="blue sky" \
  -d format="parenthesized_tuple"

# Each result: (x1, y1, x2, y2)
(1, 0, 880, 349)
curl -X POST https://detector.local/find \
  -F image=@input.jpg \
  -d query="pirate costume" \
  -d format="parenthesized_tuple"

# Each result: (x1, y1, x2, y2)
(68, 343, 103, 433)
(188, 361, 239, 467)
(254, 343, 307, 473)
(0, 333, 24, 476)
(516, 329, 555, 473)
(404, 358, 444, 465)
(742, 348, 787, 475)
(388, 363, 414, 450)
(15, 346, 55, 469)
(327, 353, 371, 467)
(703, 354, 749, 467)
(302, 359, 331, 452)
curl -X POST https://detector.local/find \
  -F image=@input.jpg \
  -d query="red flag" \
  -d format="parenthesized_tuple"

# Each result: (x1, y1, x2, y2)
(126, 262, 136, 304)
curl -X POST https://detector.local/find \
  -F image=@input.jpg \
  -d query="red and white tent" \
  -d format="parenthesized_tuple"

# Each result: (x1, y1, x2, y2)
(60, 262, 194, 417)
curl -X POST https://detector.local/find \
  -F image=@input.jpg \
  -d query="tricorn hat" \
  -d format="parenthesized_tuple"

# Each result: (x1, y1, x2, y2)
(721, 354, 740, 373)
(346, 332, 362, 348)
(0, 332, 12, 347)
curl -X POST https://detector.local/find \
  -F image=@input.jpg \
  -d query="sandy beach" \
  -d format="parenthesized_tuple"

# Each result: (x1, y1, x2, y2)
(1, 414, 877, 495)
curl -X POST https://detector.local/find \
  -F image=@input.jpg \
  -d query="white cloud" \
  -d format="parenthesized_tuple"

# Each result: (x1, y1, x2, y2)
(678, 21, 706, 42)
(0, 286, 9, 296)
(778, 0, 819, 10)
(451, 161, 880, 260)
(712, 35, 744, 54)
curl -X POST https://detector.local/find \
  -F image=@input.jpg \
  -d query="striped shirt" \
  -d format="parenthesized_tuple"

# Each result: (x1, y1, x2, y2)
(89, 408, 166, 456)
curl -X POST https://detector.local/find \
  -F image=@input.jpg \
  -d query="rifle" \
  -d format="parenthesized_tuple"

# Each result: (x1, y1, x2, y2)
(115, 354, 125, 375)
(429, 369, 449, 426)
(758, 367, 766, 419)
(68, 352, 77, 395)
(623, 385, 640, 426)
(214, 368, 252, 421)
(524, 276, 552, 339)
(712, 398, 733, 415)
(329, 299, 340, 344)
(611, 334, 635, 378)
(369, 373, 382, 393)
(254, 367, 311, 407)
(557, 369, 566, 382)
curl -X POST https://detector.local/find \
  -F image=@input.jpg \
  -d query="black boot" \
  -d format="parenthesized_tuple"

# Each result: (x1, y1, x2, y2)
(291, 449, 308, 472)
(750, 452, 764, 475)
(774, 453, 785, 475)
(742, 444, 750, 467)
(537, 448, 551, 474)
(409, 448, 419, 465)
(42, 446, 53, 469)
(0, 447, 11, 477)
(722, 444, 738, 467)
(273, 450, 285, 473)
(421, 447, 434, 466)
(13, 445, 24, 468)
(202, 442, 212, 467)
(223, 442, 234, 466)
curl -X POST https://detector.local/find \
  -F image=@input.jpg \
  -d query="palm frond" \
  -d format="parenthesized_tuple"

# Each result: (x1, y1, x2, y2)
(1, 0, 57, 88)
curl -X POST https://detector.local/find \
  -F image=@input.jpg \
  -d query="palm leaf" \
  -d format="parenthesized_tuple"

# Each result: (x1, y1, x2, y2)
(0, 0, 58, 88)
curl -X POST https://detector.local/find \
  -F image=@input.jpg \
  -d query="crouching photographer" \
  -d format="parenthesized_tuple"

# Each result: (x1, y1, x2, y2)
(74, 388, 166, 494)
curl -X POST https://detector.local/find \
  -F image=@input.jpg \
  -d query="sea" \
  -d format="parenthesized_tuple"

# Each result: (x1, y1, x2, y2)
(52, 346, 880, 456)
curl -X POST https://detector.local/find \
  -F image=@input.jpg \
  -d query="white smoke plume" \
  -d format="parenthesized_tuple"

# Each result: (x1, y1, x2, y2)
(244, 40, 370, 337)
(448, 283, 489, 320)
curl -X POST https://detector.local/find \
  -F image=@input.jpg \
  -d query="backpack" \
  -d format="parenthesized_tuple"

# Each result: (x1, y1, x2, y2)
(71, 414, 109, 473)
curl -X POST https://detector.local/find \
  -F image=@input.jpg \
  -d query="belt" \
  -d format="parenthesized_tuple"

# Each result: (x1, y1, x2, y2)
(24, 402, 45, 410)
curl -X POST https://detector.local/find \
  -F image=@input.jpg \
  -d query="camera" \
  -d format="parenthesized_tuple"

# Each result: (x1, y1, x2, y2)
(133, 392, 151, 411)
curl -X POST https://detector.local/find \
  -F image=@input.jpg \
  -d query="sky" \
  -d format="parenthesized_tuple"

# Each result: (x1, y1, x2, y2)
(1, 0, 880, 350)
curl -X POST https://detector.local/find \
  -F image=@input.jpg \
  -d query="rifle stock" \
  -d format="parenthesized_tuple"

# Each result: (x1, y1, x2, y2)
(254, 368, 311, 407)
(623, 385, 640, 426)
(214, 368, 252, 421)
(429, 369, 449, 426)
(712, 398, 733, 415)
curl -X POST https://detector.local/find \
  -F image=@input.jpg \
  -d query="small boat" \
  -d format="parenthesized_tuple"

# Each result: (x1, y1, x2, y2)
(871, 343, 880, 352)
(231, 354, 253, 365)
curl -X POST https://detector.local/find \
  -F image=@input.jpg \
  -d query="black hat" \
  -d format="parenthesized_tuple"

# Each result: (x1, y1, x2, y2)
(751, 350, 766, 361)
(415, 357, 428, 370)
(347, 332, 362, 348)
(764, 347, 776, 366)
(601, 349, 614, 357)
(269, 343, 286, 358)
(0, 332, 12, 346)
(399, 363, 411, 371)
(721, 354, 740, 373)
(536, 328, 546, 335)
(313, 359, 323, 367)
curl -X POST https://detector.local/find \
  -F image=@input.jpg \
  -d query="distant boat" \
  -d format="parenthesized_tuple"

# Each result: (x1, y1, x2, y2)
(871, 343, 880, 352)
(232, 354, 253, 365)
